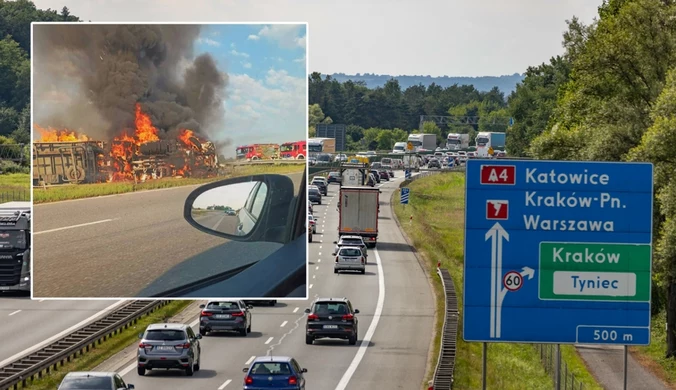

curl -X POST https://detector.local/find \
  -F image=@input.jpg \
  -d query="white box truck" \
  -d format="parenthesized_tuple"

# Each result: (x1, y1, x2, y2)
(338, 186, 380, 248)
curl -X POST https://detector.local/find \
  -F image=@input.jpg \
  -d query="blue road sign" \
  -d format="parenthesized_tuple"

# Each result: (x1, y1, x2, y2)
(405, 170, 412, 180)
(462, 160, 654, 345)
(401, 187, 410, 205)
(509, 117, 514, 126)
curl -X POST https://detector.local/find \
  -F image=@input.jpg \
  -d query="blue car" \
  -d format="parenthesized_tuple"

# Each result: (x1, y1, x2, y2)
(243, 356, 307, 389)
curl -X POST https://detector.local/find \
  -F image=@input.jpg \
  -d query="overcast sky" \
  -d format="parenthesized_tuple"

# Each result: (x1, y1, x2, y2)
(33, 0, 602, 77)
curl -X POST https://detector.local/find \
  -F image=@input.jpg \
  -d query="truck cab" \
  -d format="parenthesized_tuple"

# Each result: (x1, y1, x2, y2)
(0, 202, 31, 294)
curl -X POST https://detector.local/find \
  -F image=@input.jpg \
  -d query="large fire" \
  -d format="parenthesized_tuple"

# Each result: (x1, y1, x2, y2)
(33, 103, 217, 184)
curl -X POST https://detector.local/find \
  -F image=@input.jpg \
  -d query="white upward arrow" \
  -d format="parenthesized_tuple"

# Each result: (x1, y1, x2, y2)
(486, 222, 509, 338)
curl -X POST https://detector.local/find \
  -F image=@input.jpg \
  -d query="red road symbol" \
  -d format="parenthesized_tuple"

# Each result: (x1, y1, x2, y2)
(503, 271, 523, 292)
(486, 200, 509, 220)
(480, 165, 516, 185)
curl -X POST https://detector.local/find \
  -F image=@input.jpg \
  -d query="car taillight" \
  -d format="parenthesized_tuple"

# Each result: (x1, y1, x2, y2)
(245, 375, 253, 384)
(308, 313, 318, 320)
(289, 376, 298, 385)
(342, 314, 354, 320)
(361, 257, 365, 264)
(232, 311, 245, 317)
(335, 256, 339, 262)
(138, 343, 150, 348)
(201, 311, 213, 316)
(179, 342, 191, 349)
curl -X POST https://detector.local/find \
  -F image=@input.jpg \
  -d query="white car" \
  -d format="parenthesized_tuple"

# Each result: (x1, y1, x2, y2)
(333, 246, 366, 274)
(333, 235, 368, 263)
(308, 214, 317, 234)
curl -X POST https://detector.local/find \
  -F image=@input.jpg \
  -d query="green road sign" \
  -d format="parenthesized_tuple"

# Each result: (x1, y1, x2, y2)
(539, 242, 651, 302)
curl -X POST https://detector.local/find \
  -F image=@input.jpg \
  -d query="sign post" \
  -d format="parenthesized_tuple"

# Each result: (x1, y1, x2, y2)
(400, 187, 410, 206)
(463, 160, 654, 383)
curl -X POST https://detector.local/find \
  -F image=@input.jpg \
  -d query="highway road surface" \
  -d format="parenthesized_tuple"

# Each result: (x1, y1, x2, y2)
(115, 171, 435, 389)
(32, 173, 303, 298)
(0, 298, 120, 364)
(193, 212, 239, 235)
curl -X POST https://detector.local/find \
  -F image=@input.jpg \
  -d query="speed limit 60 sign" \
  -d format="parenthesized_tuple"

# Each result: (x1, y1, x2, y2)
(503, 271, 523, 292)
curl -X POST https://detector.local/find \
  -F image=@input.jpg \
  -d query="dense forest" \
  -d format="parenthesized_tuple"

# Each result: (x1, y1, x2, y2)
(325, 72, 525, 94)
(309, 0, 676, 358)
(0, 0, 79, 146)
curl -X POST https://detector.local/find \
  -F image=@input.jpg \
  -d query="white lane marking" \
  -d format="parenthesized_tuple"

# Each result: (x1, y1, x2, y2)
(0, 301, 126, 369)
(312, 275, 316, 279)
(309, 284, 314, 289)
(319, 245, 322, 249)
(8, 310, 21, 316)
(218, 379, 232, 389)
(293, 307, 299, 313)
(212, 215, 226, 231)
(265, 337, 274, 345)
(245, 355, 256, 365)
(34, 219, 118, 235)
(119, 318, 200, 377)
(319, 239, 323, 243)
(335, 247, 386, 390)
(38, 299, 45, 302)
(318, 252, 322, 256)
(318, 259, 321, 263)
(280, 321, 288, 327)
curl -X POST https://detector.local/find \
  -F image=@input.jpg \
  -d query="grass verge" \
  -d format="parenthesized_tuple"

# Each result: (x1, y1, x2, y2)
(392, 172, 601, 390)
(631, 311, 676, 387)
(33, 164, 305, 203)
(16, 300, 193, 390)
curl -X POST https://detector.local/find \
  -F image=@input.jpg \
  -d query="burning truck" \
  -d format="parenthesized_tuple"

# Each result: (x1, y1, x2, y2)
(33, 103, 218, 185)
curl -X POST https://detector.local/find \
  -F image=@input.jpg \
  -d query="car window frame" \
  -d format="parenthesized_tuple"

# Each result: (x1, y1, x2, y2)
(248, 182, 268, 221)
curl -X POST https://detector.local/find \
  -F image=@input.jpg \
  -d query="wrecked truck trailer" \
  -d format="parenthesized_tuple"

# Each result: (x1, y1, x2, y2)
(32, 141, 107, 186)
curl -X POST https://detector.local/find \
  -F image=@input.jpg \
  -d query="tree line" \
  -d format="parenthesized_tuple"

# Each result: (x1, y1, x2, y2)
(309, 0, 676, 358)
(308, 72, 511, 152)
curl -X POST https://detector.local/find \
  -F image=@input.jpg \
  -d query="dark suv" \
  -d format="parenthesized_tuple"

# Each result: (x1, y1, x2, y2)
(137, 323, 202, 376)
(199, 300, 253, 336)
(305, 297, 359, 345)
(327, 171, 342, 184)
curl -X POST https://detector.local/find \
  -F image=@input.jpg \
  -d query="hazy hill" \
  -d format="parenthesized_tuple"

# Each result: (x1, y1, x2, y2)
(325, 73, 526, 94)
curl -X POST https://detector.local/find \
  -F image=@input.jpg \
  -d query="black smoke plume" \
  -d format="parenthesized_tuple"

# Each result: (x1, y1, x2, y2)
(33, 24, 230, 149)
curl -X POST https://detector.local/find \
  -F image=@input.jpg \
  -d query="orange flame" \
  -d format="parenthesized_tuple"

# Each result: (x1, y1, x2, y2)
(134, 103, 159, 144)
(179, 129, 194, 147)
(34, 124, 90, 142)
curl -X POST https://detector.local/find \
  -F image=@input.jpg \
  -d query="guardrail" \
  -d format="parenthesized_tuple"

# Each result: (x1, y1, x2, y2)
(0, 190, 29, 202)
(0, 300, 169, 390)
(433, 268, 459, 389)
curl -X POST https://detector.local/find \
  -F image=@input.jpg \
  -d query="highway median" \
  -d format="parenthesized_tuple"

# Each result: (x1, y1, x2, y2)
(33, 163, 305, 204)
(392, 172, 602, 389)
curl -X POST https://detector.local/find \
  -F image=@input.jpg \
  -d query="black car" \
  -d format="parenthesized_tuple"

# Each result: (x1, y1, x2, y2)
(370, 170, 381, 183)
(311, 179, 328, 195)
(244, 300, 277, 306)
(378, 170, 390, 181)
(327, 172, 342, 184)
(309, 187, 322, 204)
(199, 300, 252, 336)
(428, 158, 441, 169)
(305, 297, 359, 345)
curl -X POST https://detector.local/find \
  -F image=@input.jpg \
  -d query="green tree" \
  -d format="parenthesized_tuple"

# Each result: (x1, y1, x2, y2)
(0, 36, 29, 111)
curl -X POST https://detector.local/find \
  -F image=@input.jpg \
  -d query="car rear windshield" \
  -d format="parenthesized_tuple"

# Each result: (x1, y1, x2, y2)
(341, 239, 363, 246)
(206, 301, 238, 310)
(59, 377, 111, 389)
(339, 248, 362, 257)
(309, 189, 319, 194)
(313, 302, 349, 315)
(144, 329, 186, 341)
(250, 362, 293, 375)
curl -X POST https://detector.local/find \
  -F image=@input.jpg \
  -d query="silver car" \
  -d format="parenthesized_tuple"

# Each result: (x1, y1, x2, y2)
(136, 323, 202, 376)
(236, 181, 268, 236)
(58, 372, 134, 390)
(333, 235, 368, 263)
(333, 246, 366, 274)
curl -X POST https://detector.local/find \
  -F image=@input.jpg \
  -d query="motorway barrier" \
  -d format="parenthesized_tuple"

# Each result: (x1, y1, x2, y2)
(433, 268, 459, 390)
(0, 300, 168, 390)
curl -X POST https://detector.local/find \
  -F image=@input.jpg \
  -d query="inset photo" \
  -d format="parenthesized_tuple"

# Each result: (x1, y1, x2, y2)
(31, 22, 308, 299)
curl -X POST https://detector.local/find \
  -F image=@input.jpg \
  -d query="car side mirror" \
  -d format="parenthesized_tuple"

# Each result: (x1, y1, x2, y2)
(247, 305, 254, 309)
(301, 368, 308, 373)
(137, 333, 143, 339)
(242, 367, 248, 373)
(333, 241, 338, 244)
(184, 173, 301, 244)
(199, 304, 205, 309)
(304, 308, 311, 313)
(196, 334, 203, 339)
(354, 309, 360, 314)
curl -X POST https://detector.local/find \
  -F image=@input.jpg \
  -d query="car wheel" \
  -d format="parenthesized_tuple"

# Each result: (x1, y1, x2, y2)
(199, 328, 208, 336)
(309, 234, 313, 242)
(269, 300, 277, 306)
(318, 201, 322, 205)
(348, 334, 357, 345)
(185, 363, 194, 376)
(247, 321, 252, 332)
(361, 269, 366, 274)
(194, 359, 201, 372)
(240, 328, 247, 336)
(305, 335, 314, 345)
(334, 268, 338, 274)
(137, 367, 146, 376)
